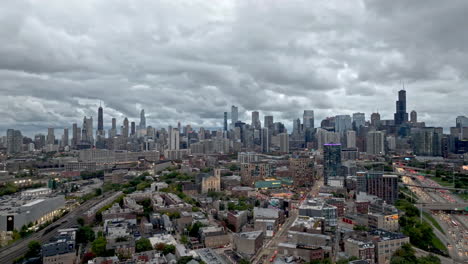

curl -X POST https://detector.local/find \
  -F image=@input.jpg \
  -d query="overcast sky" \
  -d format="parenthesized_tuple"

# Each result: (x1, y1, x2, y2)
(1, 0, 468, 136)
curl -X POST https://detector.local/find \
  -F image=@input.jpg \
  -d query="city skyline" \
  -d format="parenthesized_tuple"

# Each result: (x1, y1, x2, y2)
(3, 89, 465, 138)
(1, 1, 468, 136)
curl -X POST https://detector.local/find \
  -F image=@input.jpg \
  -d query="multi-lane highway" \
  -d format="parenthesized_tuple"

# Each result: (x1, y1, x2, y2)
(0, 192, 116, 264)
(400, 169, 467, 263)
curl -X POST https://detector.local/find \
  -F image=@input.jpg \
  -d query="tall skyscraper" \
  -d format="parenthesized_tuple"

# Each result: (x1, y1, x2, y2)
(96, 105, 105, 148)
(6, 129, 22, 154)
(410, 110, 417, 123)
(264, 116, 274, 129)
(251, 111, 261, 129)
(366, 131, 385, 155)
(303, 110, 314, 129)
(292, 118, 301, 134)
(122, 118, 129, 138)
(334, 115, 352, 133)
(72, 123, 78, 147)
(139, 109, 146, 129)
(231, 105, 238, 126)
(323, 143, 342, 185)
(131, 122, 136, 135)
(352, 112, 365, 129)
(394, 89, 409, 125)
(62, 128, 69, 147)
(170, 128, 180, 150)
(108, 118, 117, 138)
(456, 115, 468, 128)
(47, 128, 55, 145)
(34, 134, 45, 150)
(371, 112, 381, 127)
(261, 127, 270, 153)
(97, 104, 104, 132)
(223, 112, 228, 131)
(346, 130, 356, 148)
(279, 132, 289, 153)
(82, 117, 94, 144)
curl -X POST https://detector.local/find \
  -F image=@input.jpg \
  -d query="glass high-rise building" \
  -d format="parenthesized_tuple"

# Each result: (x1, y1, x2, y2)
(323, 143, 342, 185)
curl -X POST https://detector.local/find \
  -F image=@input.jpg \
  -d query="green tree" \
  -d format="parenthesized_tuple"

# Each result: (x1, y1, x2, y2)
(25, 240, 41, 259)
(92, 236, 108, 257)
(239, 259, 251, 264)
(95, 188, 103, 196)
(163, 244, 176, 255)
(188, 221, 203, 237)
(77, 226, 95, 244)
(77, 217, 85, 226)
(136, 238, 153, 253)
(177, 256, 194, 264)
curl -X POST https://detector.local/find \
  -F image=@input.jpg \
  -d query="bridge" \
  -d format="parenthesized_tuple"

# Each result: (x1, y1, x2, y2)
(416, 203, 468, 211)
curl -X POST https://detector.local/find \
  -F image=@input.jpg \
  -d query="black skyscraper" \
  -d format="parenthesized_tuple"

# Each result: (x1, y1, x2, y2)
(98, 105, 104, 131)
(223, 112, 228, 131)
(394, 90, 408, 125)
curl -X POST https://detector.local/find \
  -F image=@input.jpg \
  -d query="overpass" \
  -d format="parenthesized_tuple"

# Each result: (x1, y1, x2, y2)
(402, 183, 468, 192)
(416, 202, 468, 211)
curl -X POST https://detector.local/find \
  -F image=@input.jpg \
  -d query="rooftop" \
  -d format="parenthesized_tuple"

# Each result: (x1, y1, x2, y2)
(237, 231, 263, 240)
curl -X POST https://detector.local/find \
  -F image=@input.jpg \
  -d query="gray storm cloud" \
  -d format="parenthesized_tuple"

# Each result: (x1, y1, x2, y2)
(1, 0, 467, 136)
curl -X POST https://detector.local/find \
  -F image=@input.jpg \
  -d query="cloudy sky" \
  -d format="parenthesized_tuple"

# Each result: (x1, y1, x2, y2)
(1, 0, 467, 136)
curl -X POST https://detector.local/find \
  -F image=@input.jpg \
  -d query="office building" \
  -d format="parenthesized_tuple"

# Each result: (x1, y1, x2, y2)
(366, 131, 385, 155)
(292, 118, 302, 136)
(352, 112, 366, 130)
(279, 132, 289, 153)
(323, 143, 342, 185)
(131, 121, 136, 136)
(139, 109, 146, 129)
(251, 111, 261, 129)
(6, 129, 22, 154)
(346, 130, 356, 148)
(47, 128, 55, 145)
(97, 104, 104, 132)
(82, 116, 93, 144)
(231, 105, 238, 126)
(34, 134, 46, 150)
(223, 112, 228, 131)
(122, 118, 129, 138)
(335, 115, 352, 133)
(62, 128, 69, 147)
(364, 172, 398, 204)
(303, 110, 314, 129)
(264, 116, 274, 129)
(394, 89, 409, 125)
(170, 128, 180, 150)
(413, 127, 443, 156)
(261, 127, 270, 153)
(370, 112, 380, 127)
(410, 110, 417, 123)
